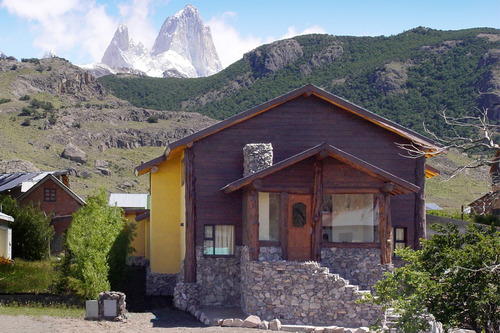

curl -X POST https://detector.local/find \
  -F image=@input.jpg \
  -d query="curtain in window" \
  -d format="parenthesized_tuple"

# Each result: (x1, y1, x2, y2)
(215, 225, 234, 255)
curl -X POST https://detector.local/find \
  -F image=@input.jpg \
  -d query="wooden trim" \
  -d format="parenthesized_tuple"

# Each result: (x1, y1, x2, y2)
(184, 147, 196, 283)
(322, 242, 380, 249)
(323, 187, 381, 194)
(311, 160, 323, 261)
(378, 193, 392, 265)
(221, 142, 419, 195)
(246, 189, 259, 260)
(279, 192, 289, 261)
(259, 240, 280, 247)
(414, 156, 426, 248)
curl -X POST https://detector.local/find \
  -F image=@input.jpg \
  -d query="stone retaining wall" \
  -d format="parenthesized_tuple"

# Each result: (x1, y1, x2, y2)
(240, 247, 383, 327)
(320, 247, 392, 290)
(195, 246, 242, 306)
(145, 267, 178, 296)
(258, 246, 282, 261)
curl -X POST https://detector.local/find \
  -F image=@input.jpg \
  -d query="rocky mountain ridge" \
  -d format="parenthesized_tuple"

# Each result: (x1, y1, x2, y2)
(92, 4, 221, 78)
(0, 56, 216, 196)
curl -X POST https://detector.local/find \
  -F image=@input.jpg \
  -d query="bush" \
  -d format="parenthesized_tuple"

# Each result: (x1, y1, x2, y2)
(363, 223, 500, 333)
(62, 189, 133, 299)
(20, 118, 31, 126)
(474, 213, 500, 227)
(0, 196, 54, 261)
(0, 98, 11, 104)
(19, 95, 30, 101)
(147, 115, 159, 123)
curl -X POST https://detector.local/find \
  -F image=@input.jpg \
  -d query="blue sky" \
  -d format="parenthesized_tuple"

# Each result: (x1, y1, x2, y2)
(0, 0, 499, 68)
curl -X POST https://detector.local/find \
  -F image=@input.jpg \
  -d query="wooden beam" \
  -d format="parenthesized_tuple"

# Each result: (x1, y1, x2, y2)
(378, 193, 392, 265)
(246, 189, 259, 260)
(184, 147, 196, 283)
(414, 156, 426, 248)
(312, 160, 323, 261)
(280, 192, 289, 261)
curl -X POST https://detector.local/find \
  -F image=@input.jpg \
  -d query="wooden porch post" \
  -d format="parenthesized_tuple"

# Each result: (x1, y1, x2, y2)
(184, 147, 196, 283)
(279, 192, 289, 261)
(414, 156, 426, 249)
(246, 189, 259, 260)
(378, 189, 393, 265)
(311, 156, 324, 261)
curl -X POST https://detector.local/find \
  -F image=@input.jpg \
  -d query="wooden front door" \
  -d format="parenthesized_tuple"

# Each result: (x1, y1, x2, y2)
(287, 194, 313, 261)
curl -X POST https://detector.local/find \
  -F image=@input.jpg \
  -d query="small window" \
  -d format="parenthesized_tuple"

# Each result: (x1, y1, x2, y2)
(393, 227, 407, 256)
(258, 192, 280, 241)
(203, 225, 234, 256)
(292, 202, 307, 227)
(44, 188, 56, 202)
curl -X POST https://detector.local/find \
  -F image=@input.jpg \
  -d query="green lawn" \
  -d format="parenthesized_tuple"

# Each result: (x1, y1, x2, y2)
(0, 305, 84, 318)
(0, 258, 59, 293)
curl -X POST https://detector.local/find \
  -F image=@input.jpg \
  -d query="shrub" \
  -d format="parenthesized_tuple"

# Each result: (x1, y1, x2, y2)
(62, 189, 132, 299)
(0, 196, 54, 261)
(21, 118, 31, 126)
(0, 98, 11, 104)
(147, 115, 159, 123)
(19, 95, 30, 101)
(474, 213, 500, 227)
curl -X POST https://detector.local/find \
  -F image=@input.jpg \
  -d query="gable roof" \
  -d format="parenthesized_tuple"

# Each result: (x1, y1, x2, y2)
(17, 174, 86, 206)
(136, 84, 441, 176)
(0, 171, 68, 193)
(221, 142, 420, 196)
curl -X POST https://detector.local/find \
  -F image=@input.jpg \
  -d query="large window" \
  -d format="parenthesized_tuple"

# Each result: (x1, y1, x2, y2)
(322, 194, 379, 243)
(258, 192, 280, 241)
(203, 225, 234, 255)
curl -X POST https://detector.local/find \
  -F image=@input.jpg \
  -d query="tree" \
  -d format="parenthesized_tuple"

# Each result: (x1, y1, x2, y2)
(62, 189, 133, 299)
(0, 195, 54, 260)
(363, 223, 500, 333)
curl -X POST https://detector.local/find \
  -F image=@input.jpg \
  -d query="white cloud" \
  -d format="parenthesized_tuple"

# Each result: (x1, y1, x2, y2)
(207, 12, 265, 68)
(0, 0, 118, 64)
(281, 25, 327, 39)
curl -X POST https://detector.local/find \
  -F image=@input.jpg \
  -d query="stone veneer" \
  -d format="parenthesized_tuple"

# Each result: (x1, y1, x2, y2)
(240, 247, 383, 327)
(258, 246, 282, 261)
(320, 247, 393, 291)
(145, 267, 178, 296)
(194, 246, 242, 306)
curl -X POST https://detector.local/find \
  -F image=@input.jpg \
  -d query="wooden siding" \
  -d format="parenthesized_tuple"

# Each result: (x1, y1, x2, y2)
(193, 95, 420, 247)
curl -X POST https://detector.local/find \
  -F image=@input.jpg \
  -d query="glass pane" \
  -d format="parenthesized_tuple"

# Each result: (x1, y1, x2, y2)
(204, 226, 213, 239)
(292, 202, 307, 228)
(214, 225, 234, 255)
(258, 192, 280, 241)
(203, 240, 214, 255)
(327, 194, 378, 242)
(395, 228, 405, 241)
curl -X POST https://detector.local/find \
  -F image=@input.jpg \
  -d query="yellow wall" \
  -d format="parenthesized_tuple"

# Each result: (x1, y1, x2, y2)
(125, 213, 146, 257)
(149, 152, 185, 274)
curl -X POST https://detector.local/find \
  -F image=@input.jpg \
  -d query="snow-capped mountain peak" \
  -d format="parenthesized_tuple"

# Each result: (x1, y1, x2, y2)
(98, 5, 222, 78)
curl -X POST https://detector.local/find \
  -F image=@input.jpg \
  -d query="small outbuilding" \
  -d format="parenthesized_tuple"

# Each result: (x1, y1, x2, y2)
(0, 211, 13, 260)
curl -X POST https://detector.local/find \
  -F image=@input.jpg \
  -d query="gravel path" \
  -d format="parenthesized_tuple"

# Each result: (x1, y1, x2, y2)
(0, 313, 270, 333)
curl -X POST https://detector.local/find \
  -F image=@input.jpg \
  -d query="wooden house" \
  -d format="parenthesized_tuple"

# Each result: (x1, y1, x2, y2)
(135, 84, 440, 325)
(469, 150, 500, 216)
(0, 212, 13, 260)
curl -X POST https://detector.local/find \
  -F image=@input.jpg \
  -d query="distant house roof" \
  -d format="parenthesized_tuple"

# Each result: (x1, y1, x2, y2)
(0, 171, 68, 194)
(17, 174, 86, 206)
(135, 84, 442, 176)
(0, 212, 14, 223)
(425, 203, 443, 211)
(109, 193, 150, 210)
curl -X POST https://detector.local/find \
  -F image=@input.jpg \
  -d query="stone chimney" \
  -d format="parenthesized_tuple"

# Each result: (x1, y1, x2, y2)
(243, 143, 273, 177)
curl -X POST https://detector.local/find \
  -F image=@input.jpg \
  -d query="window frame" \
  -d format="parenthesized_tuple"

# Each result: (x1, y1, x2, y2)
(321, 192, 380, 244)
(44, 188, 56, 202)
(393, 227, 407, 257)
(203, 224, 235, 257)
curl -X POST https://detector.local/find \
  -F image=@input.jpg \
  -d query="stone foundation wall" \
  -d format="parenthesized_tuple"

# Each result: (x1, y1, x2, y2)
(173, 282, 199, 311)
(145, 267, 178, 296)
(258, 246, 282, 261)
(320, 247, 392, 290)
(127, 256, 150, 267)
(195, 246, 242, 306)
(240, 247, 383, 327)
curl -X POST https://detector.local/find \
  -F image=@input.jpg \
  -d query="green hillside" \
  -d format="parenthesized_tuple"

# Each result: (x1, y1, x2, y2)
(99, 27, 500, 140)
